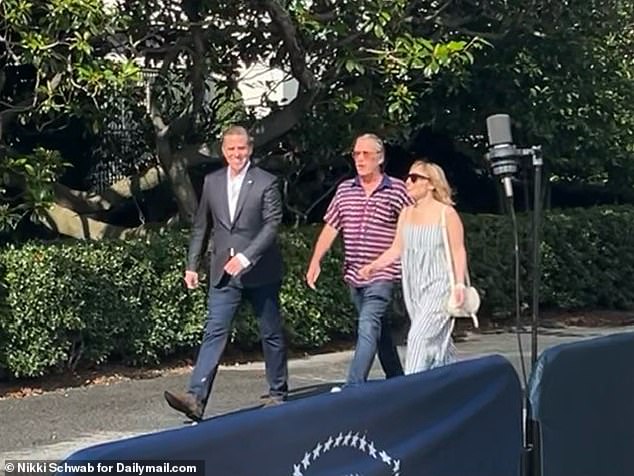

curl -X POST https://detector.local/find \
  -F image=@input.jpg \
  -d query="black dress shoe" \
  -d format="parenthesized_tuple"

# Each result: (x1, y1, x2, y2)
(164, 390, 203, 421)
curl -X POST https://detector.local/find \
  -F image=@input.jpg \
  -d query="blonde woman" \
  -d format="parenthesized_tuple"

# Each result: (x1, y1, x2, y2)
(359, 160, 467, 374)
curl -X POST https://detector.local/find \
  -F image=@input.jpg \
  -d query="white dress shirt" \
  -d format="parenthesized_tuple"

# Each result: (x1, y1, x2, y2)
(227, 163, 249, 221)
(227, 163, 251, 268)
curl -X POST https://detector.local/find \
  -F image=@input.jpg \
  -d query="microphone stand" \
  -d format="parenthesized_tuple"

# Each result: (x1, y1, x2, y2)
(491, 146, 544, 476)
(485, 116, 544, 476)
(526, 145, 544, 476)
(529, 146, 543, 369)
(488, 145, 544, 369)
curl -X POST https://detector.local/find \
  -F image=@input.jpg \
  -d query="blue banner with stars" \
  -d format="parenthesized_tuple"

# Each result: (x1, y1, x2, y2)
(62, 355, 523, 476)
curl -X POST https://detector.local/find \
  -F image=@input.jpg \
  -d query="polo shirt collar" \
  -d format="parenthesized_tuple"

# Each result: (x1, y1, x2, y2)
(352, 174, 392, 190)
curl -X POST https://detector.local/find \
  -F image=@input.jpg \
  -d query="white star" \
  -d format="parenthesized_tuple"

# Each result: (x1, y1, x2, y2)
(368, 442, 377, 458)
(302, 452, 311, 469)
(358, 436, 367, 451)
(351, 433, 359, 447)
(393, 459, 401, 472)
(380, 450, 391, 464)
(312, 442, 322, 459)
(324, 436, 334, 451)
(343, 432, 352, 445)
(334, 433, 344, 447)
(293, 464, 302, 476)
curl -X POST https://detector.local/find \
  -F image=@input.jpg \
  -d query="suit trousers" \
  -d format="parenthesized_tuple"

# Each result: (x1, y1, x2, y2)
(188, 278, 288, 406)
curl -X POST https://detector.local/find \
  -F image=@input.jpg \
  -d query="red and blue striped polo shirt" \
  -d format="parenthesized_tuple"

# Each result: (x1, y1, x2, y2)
(324, 174, 413, 287)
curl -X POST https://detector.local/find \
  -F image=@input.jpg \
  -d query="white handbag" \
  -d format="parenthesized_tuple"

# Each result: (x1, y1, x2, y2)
(441, 206, 480, 328)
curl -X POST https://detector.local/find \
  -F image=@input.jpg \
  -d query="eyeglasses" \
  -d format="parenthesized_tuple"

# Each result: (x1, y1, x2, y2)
(406, 173, 430, 184)
(351, 150, 379, 159)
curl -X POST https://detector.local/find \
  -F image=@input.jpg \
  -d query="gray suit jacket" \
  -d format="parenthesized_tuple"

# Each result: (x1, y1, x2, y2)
(186, 165, 284, 287)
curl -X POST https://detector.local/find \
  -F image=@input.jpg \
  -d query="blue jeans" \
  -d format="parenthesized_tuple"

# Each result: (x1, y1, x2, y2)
(188, 279, 288, 407)
(347, 280, 403, 384)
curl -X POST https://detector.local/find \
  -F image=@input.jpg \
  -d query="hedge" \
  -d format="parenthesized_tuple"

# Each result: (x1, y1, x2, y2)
(0, 227, 355, 379)
(1, 205, 634, 378)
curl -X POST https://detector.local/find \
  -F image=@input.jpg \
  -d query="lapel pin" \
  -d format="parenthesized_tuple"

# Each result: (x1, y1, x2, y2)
(247, 179, 253, 184)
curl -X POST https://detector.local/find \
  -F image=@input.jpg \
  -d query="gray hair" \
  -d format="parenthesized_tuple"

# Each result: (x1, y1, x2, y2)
(354, 133, 385, 164)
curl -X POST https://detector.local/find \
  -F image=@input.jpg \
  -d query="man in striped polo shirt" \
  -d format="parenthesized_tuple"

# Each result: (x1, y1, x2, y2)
(306, 133, 413, 386)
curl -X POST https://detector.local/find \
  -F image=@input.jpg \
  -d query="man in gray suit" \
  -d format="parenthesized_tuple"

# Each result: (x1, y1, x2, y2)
(164, 125, 288, 421)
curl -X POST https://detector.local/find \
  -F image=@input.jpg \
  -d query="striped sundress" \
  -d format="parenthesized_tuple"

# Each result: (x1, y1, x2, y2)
(401, 223, 456, 374)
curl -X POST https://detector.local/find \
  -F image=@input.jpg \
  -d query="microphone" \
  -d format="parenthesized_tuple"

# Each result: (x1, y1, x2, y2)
(485, 114, 519, 198)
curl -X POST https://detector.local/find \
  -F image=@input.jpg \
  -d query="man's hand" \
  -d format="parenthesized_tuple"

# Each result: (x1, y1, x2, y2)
(184, 270, 199, 289)
(305, 260, 321, 290)
(358, 263, 375, 280)
(224, 256, 246, 276)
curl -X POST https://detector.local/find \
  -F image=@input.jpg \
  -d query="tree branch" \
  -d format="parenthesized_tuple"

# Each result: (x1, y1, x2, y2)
(190, 23, 206, 115)
(0, 95, 36, 142)
(309, 10, 338, 22)
(423, 0, 454, 22)
(38, 202, 168, 240)
(52, 166, 166, 213)
(251, 88, 319, 148)
(263, 0, 320, 91)
(180, 143, 223, 167)
(149, 38, 189, 136)
(240, 0, 324, 148)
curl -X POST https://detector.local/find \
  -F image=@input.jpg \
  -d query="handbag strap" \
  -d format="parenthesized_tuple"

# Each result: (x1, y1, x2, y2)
(440, 206, 471, 288)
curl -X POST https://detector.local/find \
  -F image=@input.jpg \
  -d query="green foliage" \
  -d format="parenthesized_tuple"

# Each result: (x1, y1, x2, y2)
(4, 0, 633, 240)
(0, 227, 354, 378)
(416, 0, 634, 189)
(0, 0, 140, 117)
(1, 0, 140, 229)
(0, 148, 68, 231)
(151, 72, 248, 148)
(2, 0, 487, 236)
(289, 0, 485, 134)
(2, 206, 634, 379)
(0, 233, 207, 377)
(463, 206, 634, 315)
(539, 207, 634, 309)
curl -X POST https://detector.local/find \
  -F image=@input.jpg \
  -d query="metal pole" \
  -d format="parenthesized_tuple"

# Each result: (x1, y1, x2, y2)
(531, 146, 543, 368)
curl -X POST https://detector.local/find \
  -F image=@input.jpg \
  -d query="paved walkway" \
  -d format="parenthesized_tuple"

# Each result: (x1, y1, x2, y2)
(2, 324, 633, 466)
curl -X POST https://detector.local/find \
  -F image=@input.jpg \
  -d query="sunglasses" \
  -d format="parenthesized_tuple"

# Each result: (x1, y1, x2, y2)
(351, 150, 379, 159)
(406, 173, 430, 184)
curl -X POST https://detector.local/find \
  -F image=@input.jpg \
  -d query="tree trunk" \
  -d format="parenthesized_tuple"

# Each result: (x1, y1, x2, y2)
(39, 203, 166, 240)
(52, 165, 166, 213)
(156, 135, 198, 224)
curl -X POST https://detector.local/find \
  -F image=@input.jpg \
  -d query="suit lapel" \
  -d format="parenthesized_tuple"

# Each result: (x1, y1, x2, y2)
(231, 166, 255, 228)
(216, 168, 232, 228)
